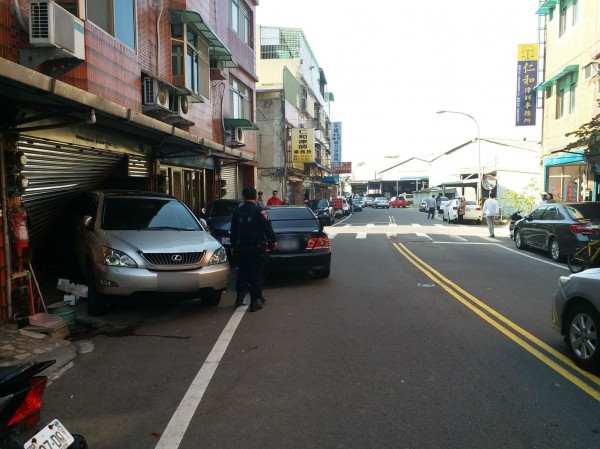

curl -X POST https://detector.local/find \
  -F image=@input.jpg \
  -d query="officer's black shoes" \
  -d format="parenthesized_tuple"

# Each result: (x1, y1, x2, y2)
(259, 296, 266, 305)
(249, 300, 262, 312)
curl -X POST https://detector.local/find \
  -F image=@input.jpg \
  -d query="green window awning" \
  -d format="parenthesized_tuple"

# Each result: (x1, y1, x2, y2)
(536, 65, 579, 90)
(326, 92, 335, 102)
(169, 9, 238, 68)
(223, 118, 260, 130)
(536, 0, 558, 15)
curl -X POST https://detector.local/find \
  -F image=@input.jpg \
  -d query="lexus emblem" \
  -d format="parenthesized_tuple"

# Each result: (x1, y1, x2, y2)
(171, 254, 183, 262)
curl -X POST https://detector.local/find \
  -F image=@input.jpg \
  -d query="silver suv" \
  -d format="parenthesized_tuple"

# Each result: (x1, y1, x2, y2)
(73, 190, 230, 315)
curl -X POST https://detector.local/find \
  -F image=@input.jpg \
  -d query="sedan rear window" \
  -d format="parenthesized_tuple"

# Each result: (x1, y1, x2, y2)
(267, 207, 320, 229)
(564, 203, 600, 221)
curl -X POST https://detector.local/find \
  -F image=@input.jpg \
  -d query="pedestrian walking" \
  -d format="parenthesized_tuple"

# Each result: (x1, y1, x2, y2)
(457, 196, 466, 224)
(256, 191, 265, 208)
(436, 193, 442, 214)
(482, 193, 500, 237)
(267, 190, 283, 206)
(427, 195, 437, 219)
(230, 187, 278, 312)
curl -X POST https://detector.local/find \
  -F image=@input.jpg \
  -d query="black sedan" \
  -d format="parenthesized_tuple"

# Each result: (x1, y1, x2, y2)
(202, 199, 244, 257)
(513, 202, 600, 262)
(263, 206, 331, 278)
(306, 198, 335, 225)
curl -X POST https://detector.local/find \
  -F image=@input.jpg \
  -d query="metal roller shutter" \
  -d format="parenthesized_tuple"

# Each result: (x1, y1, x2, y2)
(220, 165, 238, 199)
(17, 136, 126, 258)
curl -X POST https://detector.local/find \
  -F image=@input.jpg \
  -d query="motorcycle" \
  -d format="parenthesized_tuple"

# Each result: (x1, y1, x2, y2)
(0, 359, 87, 449)
(509, 210, 523, 239)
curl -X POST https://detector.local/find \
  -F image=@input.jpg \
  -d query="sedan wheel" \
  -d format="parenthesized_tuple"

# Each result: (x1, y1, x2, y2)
(550, 238, 562, 262)
(514, 229, 526, 250)
(566, 303, 600, 371)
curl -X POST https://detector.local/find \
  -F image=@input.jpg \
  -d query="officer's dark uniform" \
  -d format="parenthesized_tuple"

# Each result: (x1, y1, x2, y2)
(230, 189, 277, 312)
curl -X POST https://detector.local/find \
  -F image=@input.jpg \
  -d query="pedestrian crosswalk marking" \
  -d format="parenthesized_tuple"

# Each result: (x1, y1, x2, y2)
(416, 232, 432, 240)
(411, 223, 422, 227)
(449, 234, 468, 241)
(356, 233, 367, 239)
(367, 223, 375, 227)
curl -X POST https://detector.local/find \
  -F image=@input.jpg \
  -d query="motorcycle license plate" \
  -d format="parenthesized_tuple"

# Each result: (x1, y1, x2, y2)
(24, 419, 74, 449)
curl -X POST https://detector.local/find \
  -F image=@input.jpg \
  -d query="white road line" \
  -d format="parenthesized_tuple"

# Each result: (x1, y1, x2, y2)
(356, 233, 367, 239)
(328, 233, 337, 239)
(411, 223, 422, 227)
(416, 232, 432, 239)
(155, 306, 247, 449)
(448, 234, 468, 241)
(434, 223, 444, 227)
(388, 223, 397, 227)
(367, 223, 375, 227)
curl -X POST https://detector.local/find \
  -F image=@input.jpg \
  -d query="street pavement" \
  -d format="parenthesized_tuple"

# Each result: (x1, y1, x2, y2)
(0, 215, 512, 379)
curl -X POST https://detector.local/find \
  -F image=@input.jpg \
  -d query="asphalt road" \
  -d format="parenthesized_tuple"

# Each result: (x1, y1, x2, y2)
(43, 206, 600, 449)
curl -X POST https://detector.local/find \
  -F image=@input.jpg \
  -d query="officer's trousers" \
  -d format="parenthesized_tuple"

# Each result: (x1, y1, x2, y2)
(236, 245, 264, 300)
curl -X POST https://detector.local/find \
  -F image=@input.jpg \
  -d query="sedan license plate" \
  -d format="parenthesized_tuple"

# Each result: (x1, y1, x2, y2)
(24, 419, 74, 449)
(221, 237, 231, 245)
(277, 237, 301, 252)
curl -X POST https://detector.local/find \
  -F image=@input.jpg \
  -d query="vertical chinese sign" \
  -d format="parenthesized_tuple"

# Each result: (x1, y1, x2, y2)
(291, 128, 315, 163)
(516, 43, 538, 126)
(331, 122, 342, 166)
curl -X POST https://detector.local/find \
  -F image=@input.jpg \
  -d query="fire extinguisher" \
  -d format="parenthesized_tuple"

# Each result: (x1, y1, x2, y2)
(7, 206, 29, 249)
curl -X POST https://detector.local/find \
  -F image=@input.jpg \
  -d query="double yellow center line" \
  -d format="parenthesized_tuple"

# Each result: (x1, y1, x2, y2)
(391, 239, 600, 401)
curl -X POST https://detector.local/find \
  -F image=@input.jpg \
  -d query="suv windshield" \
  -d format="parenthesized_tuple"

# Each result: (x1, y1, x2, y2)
(102, 197, 202, 231)
(208, 200, 243, 216)
(306, 199, 328, 210)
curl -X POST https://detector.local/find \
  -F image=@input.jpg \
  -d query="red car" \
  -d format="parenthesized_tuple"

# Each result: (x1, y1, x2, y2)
(389, 196, 407, 208)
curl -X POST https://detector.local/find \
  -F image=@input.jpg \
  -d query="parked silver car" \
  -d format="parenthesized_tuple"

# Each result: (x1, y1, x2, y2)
(73, 190, 230, 315)
(373, 197, 389, 209)
(552, 268, 600, 372)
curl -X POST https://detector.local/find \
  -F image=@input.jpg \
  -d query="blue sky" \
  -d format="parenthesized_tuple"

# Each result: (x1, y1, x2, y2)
(256, 0, 543, 178)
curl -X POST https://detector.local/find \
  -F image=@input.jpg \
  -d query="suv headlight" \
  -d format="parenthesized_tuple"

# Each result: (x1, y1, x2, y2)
(209, 247, 228, 265)
(101, 247, 138, 267)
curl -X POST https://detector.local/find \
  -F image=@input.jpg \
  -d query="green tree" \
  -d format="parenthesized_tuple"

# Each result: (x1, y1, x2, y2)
(501, 178, 539, 215)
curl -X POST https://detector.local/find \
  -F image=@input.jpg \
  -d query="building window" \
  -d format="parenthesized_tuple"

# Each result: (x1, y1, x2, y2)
(86, 0, 136, 49)
(231, 0, 250, 44)
(555, 72, 577, 118)
(230, 77, 250, 119)
(558, 0, 579, 37)
(171, 25, 210, 100)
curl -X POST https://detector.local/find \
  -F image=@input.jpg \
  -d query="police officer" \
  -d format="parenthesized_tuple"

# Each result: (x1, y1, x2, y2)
(230, 187, 277, 312)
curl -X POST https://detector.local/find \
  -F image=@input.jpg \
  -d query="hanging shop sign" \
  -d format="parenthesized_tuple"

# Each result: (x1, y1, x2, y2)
(291, 128, 315, 163)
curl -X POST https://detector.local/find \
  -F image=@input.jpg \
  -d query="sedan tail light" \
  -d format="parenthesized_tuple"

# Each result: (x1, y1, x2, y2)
(306, 237, 330, 249)
(569, 223, 599, 233)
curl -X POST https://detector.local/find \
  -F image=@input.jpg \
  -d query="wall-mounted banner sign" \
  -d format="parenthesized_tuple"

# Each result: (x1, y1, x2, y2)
(331, 122, 342, 165)
(291, 128, 315, 163)
(516, 43, 538, 126)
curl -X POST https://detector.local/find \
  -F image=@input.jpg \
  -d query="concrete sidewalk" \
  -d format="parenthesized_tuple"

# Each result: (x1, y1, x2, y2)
(0, 324, 80, 376)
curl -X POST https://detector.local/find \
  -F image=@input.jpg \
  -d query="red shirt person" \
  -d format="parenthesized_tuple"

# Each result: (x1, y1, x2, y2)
(266, 190, 283, 206)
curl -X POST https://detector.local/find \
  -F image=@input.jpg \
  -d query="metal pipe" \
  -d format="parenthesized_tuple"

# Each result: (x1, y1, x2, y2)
(436, 110, 482, 204)
(0, 134, 13, 321)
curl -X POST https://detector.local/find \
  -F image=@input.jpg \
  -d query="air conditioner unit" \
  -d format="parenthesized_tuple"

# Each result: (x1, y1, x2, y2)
(29, 0, 85, 59)
(143, 78, 170, 111)
(170, 95, 193, 122)
(228, 127, 244, 143)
